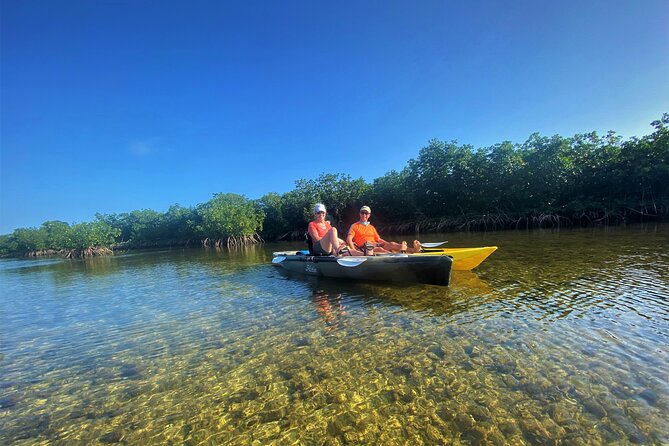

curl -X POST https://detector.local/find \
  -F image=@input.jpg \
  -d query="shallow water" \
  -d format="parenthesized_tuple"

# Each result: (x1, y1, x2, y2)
(1, 224, 668, 445)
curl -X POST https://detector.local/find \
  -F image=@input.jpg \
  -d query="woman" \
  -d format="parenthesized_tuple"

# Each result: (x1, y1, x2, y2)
(308, 204, 357, 256)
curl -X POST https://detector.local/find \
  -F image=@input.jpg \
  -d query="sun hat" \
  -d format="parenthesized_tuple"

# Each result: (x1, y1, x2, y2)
(360, 206, 371, 213)
(314, 203, 327, 214)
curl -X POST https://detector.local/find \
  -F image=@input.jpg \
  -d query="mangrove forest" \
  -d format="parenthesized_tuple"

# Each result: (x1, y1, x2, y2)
(1, 114, 667, 258)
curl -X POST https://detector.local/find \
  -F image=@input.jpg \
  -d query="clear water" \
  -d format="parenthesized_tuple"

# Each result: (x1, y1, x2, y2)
(1, 224, 668, 445)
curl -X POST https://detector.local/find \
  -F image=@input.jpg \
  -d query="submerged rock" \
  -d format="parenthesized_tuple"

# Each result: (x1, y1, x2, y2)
(436, 405, 454, 422)
(293, 336, 310, 347)
(119, 364, 141, 379)
(582, 397, 607, 419)
(0, 394, 19, 409)
(469, 404, 492, 422)
(519, 417, 551, 444)
(499, 420, 520, 437)
(462, 426, 487, 443)
(464, 345, 481, 357)
(428, 344, 446, 359)
(548, 403, 573, 425)
(326, 411, 358, 437)
(454, 413, 475, 431)
(99, 430, 123, 443)
(638, 388, 659, 406)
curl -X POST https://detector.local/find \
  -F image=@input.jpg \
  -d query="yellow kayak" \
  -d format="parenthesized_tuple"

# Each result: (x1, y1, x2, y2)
(416, 246, 497, 271)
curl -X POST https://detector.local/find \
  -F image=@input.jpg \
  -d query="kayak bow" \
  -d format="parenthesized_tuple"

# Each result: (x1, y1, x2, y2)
(416, 246, 497, 271)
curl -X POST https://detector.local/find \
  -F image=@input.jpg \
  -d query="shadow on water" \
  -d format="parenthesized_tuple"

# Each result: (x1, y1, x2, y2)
(275, 266, 497, 319)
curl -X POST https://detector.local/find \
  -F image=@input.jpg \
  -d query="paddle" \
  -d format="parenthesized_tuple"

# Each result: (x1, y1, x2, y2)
(336, 257, 368, 267)
(271, 256, 286, 264)
(421, 241, 448, 248)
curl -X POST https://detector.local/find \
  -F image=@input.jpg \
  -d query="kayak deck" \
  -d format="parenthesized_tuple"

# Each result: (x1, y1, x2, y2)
(418, 246, 497, 271)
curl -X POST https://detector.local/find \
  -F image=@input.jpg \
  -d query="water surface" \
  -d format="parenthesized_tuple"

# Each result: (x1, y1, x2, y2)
(1, 224, 668, 444)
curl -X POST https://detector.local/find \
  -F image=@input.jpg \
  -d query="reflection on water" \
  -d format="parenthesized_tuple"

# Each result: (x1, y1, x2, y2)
(1, 224, 668, 444)
(311, 288, 347, 332)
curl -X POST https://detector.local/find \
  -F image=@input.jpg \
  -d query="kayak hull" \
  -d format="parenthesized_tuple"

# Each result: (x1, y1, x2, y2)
(274, 254, 453, 286)
(419, 246, 497, 271)
(273, 246, 497, 272)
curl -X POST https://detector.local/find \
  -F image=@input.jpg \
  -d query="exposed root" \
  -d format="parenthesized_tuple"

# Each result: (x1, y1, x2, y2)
(374, 207, 666, 236)
(200, 233, 264, 248)
(26, 247, 114, 259)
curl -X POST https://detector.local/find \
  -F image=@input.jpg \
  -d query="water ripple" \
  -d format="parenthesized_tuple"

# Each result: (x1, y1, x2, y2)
(1, 225, 668, 444)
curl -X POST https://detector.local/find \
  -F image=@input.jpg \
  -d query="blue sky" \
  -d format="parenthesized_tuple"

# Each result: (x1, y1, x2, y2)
(2, 0, 668, 233)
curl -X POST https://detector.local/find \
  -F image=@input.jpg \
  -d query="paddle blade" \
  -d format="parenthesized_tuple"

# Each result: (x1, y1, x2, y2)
(421, 241, 448, 248)
(272, 256, 286, 264)
(336, 257, 368, 267)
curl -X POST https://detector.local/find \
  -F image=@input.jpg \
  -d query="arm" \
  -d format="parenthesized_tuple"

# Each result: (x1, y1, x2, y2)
(373, 227, 385, 245)
(346, 225, 356, 249)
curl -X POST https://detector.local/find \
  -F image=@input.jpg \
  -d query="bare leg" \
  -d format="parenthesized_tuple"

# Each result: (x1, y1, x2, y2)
(406, 240, 422, 253)
(317, 227, 339, 254)
(341, 239, 364, 256)
(380, 241, 405, 253)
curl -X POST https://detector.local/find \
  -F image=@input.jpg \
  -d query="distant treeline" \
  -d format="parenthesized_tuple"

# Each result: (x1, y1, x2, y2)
(1, 114, 667, 257)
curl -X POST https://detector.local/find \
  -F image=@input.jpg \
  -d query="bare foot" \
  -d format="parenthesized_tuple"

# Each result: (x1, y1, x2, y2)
(405, 240, 422, 253)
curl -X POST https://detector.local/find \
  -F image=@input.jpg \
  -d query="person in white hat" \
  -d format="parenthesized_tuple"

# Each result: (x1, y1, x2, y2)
(307, 204, 361, 256)
(346, 205, 422, 255)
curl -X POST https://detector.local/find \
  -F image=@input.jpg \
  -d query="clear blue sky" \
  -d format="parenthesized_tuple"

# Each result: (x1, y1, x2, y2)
(2, 0, 668, 233)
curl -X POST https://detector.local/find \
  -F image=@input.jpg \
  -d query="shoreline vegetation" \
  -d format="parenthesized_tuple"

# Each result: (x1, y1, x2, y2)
(2, 114, 667, 259)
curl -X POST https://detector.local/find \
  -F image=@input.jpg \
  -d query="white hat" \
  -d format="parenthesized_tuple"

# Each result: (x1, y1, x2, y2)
(360, 206, 371, 213)
(314, 203, 326, 213)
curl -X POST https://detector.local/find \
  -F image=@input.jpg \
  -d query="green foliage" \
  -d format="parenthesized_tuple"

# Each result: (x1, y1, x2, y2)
(9, 227, 47, 252)
(259, 173, 369, 238)
(197, 193, 264, 239)
(299, 173, 370, 223)
(369, 115, 668, 222)
(41, 221, 72, 248)
(0, 234, 17, 256)
(0, 218, 119, 255)
(369, 170, 417, 221)
(67, 220, 120, 250)
(163, 204, 199, 241)
(257, 193, 288, 239)
(1, 113, 667, 256)
(124, 209, 164, 242)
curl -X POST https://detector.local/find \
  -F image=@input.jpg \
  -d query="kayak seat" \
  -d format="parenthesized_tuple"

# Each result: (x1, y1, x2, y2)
(305, 233, 329, 256)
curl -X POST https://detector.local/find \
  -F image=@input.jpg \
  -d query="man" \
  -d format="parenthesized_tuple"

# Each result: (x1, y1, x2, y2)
(346, 206, 421, 254)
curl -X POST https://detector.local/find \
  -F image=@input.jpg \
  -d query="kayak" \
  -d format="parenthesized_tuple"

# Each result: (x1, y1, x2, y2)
(417, 246, 497, 271)
(272, 253, 453, 286)
(273, 246, 497, 272)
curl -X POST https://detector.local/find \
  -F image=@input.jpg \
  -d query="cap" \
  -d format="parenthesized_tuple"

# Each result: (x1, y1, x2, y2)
(314, 203, 327, 214)
(360, 206, 371, 213)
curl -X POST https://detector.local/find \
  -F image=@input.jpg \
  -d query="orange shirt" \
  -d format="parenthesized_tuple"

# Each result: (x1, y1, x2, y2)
(308, 221, 332, 239)
(348, 222, 381, 247)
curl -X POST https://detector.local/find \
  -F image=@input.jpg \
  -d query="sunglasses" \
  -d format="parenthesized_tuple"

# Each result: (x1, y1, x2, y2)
(360, 211, 370, 215)
(316, 211, 326, 215)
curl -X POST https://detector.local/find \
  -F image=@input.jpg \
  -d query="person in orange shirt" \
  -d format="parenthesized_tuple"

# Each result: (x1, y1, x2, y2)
(346, 206, 422, 255)
(308, 203, 362, 256)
